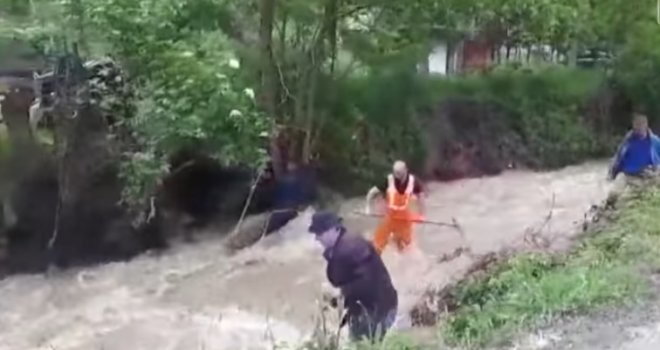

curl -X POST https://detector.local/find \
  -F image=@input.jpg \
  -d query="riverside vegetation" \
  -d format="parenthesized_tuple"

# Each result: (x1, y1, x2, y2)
(3, 0, 660, 348)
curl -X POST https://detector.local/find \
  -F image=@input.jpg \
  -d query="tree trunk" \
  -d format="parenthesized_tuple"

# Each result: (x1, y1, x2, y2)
(302, 67, 317, 164)
(325, 0, 339, 75)
(301, 0, 339, 163)
(258, 0, 284, 176)
(568, 40, 579, 66)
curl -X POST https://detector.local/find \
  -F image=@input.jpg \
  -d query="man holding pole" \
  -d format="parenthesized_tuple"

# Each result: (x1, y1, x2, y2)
(365, 160, 425, 255)
(308, 210, 398, 343)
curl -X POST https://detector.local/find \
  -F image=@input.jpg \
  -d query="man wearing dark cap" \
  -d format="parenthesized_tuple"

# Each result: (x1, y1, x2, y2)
(308, 210, 398, 343)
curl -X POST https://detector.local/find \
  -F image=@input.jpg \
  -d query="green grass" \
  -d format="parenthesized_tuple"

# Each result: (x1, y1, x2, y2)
(441, 186, 660, 348)
(294, 332, 426, 350)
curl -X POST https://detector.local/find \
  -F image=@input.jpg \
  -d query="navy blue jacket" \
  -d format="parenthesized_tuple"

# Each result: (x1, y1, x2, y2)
(273, 167, 316, 209)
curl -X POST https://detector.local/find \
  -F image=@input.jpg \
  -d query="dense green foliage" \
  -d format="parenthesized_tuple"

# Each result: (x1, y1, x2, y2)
(3, 0, 271, 206)
(319, 63, 616, 193)
(88, 0, 271, 205)
(426, 65, 613, 167)
(2, 0, 658, 199)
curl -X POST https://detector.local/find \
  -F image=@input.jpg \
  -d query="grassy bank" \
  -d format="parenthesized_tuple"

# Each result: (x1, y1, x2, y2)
(299, 185, 660, 350)
(441, 185, 660, 348)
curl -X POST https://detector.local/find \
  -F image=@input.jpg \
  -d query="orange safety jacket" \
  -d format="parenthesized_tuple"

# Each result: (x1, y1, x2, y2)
(385, 174, 421, 222)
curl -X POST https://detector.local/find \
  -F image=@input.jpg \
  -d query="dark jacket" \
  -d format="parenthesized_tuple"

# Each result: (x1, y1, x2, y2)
(323, 229, 398, 321)
(273, 167, 317, 209)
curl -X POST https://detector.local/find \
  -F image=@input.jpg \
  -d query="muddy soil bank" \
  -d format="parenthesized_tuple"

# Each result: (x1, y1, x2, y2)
(420, 83, 628, 182)
(0, 150, 296, 276)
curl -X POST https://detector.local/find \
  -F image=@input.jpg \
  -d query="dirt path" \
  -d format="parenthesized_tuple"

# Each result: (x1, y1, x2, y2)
(503, 300, 660, 350)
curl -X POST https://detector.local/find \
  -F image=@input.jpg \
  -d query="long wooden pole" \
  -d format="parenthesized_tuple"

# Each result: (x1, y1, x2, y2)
(350, 211, 463, 231)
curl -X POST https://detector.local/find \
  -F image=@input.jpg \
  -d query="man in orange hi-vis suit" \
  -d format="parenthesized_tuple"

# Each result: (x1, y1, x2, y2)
(365, 160, 425, 255)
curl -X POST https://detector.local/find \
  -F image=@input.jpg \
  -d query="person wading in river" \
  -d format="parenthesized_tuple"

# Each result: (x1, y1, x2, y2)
(608, 114, 660, 188)
(365, 160, 425, 255)
(308, 210, 398, 343)
(263, 161, 315, 233)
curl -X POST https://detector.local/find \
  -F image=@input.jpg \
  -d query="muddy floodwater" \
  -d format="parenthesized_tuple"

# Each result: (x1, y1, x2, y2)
(0, 161, 614, 350)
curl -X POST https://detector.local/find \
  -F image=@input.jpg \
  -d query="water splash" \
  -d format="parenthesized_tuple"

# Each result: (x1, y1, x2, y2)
(0, 161, 613, 349)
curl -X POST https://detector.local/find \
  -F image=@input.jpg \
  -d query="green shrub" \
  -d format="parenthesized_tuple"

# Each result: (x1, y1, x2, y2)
(321, 64, 613, 195)
(423, 65, 610, 167)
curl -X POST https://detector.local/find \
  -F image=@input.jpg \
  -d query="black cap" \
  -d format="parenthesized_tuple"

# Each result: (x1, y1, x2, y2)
(308, 210, 343, 235)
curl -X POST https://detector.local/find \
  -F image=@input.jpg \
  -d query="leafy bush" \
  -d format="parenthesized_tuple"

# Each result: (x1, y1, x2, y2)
(321, 63, 613, 195)
(615, 21, 660, 119)
(424, 65, 610, 168)
(318, 61, 429, 192)
(83, 0, 269, 206)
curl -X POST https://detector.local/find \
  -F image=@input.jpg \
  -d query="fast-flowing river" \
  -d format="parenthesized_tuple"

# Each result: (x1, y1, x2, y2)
(0, 161, 614, 350)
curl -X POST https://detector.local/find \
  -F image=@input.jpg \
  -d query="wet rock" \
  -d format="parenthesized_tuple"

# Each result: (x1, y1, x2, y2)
(224, 212, 273, 251)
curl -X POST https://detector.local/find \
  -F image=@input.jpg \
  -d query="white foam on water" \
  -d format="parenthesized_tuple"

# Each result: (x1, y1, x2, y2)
(0, 161, 614, 349)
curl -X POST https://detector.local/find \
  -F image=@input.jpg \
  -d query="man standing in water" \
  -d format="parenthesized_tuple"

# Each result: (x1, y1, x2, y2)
(365, 160, 425, 255)
(608, 114, 660, 183)
(308, 210, 398, 343)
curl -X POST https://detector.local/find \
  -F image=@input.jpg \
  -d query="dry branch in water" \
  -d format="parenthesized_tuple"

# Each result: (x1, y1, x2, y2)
(523, 192, 556, 250)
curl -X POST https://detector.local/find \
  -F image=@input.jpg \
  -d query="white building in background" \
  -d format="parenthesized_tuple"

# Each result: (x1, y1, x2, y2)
(428, 43, 449, 75)
(421, 38, 486, 77)
(426, 41, 465, 76)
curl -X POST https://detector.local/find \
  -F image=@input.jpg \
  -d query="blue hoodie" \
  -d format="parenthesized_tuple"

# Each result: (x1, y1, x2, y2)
(609, 130, 660, 179)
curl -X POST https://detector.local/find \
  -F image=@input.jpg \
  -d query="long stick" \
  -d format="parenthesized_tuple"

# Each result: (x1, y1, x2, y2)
(230, 168, 264, 237)
(351, 211, 462, 229)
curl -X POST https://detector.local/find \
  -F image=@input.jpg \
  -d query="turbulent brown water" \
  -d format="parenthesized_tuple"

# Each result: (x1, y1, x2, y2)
(0, 160, 614, 350)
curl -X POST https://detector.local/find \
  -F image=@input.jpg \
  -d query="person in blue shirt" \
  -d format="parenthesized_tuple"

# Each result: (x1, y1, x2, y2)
(608, 114, 660, 180)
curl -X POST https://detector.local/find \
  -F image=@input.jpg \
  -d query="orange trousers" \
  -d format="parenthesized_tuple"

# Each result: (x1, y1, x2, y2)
(372, 216, 413, 255)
